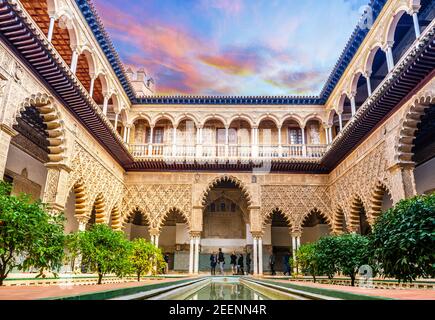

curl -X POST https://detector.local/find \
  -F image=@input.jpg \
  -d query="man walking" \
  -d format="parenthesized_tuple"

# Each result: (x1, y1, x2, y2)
(218, 248, 225, 275)
(230, 251, 237, 275)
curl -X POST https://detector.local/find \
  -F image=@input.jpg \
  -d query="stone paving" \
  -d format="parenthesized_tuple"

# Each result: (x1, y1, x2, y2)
(0, 277, 193, 300)
(270, 279, 435, 300)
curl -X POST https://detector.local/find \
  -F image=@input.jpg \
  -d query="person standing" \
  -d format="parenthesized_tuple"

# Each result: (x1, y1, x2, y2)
(230, 251, 237, 275)
(283, 251, 291, 276)
(246, 251, 251, 275)
(164, 253, 170, 274)
(218, 248, 225, 275)
(237, 253, 244, 275)
(269, 251, 276, 276)
(210, 252, 217, 275)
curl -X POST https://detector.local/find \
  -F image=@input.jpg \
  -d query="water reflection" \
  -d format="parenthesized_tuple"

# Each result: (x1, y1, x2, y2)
(186, 282, 268, 300)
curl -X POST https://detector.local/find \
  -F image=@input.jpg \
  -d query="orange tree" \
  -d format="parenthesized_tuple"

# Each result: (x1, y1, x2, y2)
(0, 182, 65, 285)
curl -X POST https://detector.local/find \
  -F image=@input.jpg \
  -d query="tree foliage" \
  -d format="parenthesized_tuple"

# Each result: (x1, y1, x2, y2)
(129, 238, 164, 281)
(0, 182, 65, 285)
(79, 224, 131, 284)
(370, 193, 435, 282)
(296, 243, 318, 282)
(315, 236, 339, 279)
(334, 233, 370, 286)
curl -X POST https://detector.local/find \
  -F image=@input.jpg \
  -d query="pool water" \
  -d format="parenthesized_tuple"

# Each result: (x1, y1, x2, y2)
(185, 281, 269, 300)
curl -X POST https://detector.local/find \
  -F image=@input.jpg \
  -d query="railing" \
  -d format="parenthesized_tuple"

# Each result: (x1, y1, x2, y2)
(130, 143, 328, 160)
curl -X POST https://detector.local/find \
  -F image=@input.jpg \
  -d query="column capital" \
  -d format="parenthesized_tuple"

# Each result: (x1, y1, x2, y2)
(75, 214, 89, 225)
(290, 231, 302, 238)
(149, 228, 160, 237)
(383, 40, 394, 51)
(363, 70, 372, 79)
(189, 231, 202, 238)
(251, 231, 264, 239)
(409, 4, 421, 15)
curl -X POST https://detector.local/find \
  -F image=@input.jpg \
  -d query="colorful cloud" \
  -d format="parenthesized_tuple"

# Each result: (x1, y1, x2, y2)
(93, 0, 368, 96)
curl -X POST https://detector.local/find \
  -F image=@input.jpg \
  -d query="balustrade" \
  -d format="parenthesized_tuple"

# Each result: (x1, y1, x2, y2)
(128, 143, 328, 160)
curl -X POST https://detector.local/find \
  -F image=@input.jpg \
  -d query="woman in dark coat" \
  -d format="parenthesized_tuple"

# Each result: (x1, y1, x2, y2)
(210, 252, 217, 275)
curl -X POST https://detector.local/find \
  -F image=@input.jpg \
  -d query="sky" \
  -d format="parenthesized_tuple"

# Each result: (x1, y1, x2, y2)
(93, 0, 369, 96)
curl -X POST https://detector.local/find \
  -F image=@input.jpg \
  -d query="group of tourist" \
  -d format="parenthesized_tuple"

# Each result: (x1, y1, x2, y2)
(209, 249, 252, 275)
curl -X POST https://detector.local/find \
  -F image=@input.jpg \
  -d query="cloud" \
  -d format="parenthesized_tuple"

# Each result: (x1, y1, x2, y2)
(200, 0, 245, 15)
(93, 0, 366, 96)
(264, 70, 328, 95)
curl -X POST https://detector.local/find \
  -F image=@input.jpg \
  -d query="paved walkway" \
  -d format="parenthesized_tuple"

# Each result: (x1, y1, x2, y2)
(0, 277, 193, 300)
(270, 279, 435, 300)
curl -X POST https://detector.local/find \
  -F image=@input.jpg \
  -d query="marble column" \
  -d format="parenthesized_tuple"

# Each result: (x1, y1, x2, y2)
(47, 16, 56, 43)
(338, 113, 343, 131)
(253, 237, 258, 275)
(412, 12, 421, 38)
(194, 236, 200, 274)
(291, 235, 297, 274)
(70, 49, 79, 74)
(350, 95, 356, 116)
(385, 43, 394, 72)
(189, 236, 195, 274)
(365, 72, 372, 96)
(258, 237, 263, 276)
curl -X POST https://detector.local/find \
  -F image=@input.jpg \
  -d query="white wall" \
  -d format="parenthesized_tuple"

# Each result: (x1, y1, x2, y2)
(64, 190, 78, 234)
(5, 144, 47, 195)
(301, 225, 330, 244)
(175, 223, 190, 244)
(415, 157, 435, 195)
(159, 226, 176, 246)
(129, 224, 150, 241)
(271, 227, 292, 246)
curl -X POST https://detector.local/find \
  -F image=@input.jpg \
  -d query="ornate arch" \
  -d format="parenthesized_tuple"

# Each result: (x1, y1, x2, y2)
(72, 179, 88, 217)
(228, 114, 255, 128)
(151, 113, 175, 127)
(368, 181, 393, 224)
(158, 207, 191, 230)
(91, 193, 106, 224)
(303, 113, 324, 127)
(333, 206, 347, 235)
(201, 114, 227, 127)
(121, 184, 192, 230)
(348, 194, 368, 232)
(109, 204, 122, 231)
(262, 208, 293, 230)
(16, 93, 67, 163)
(364, 44, 383, 75)
(394, 91, 435, 164)
(201, 175, 253, 207)
(349, 71, 364, 95)
(279, 114, 304, 128)
(129, 113, 152, 127)
(257, 114, 280, 128)
(299, 208, 333, 231)
(384, 6, 414, 44)
(122, 207, 150, 228)
(175, 113, 199, 128)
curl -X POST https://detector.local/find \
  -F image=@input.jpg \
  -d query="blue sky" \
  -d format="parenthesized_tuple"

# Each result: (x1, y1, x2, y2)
(94, 0, 368, 96)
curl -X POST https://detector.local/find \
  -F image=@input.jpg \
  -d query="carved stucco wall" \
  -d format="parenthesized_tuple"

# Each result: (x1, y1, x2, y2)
(261, 184, 332, 233)
(67, 142, 124, 222)
(121, 184, 192, 231)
